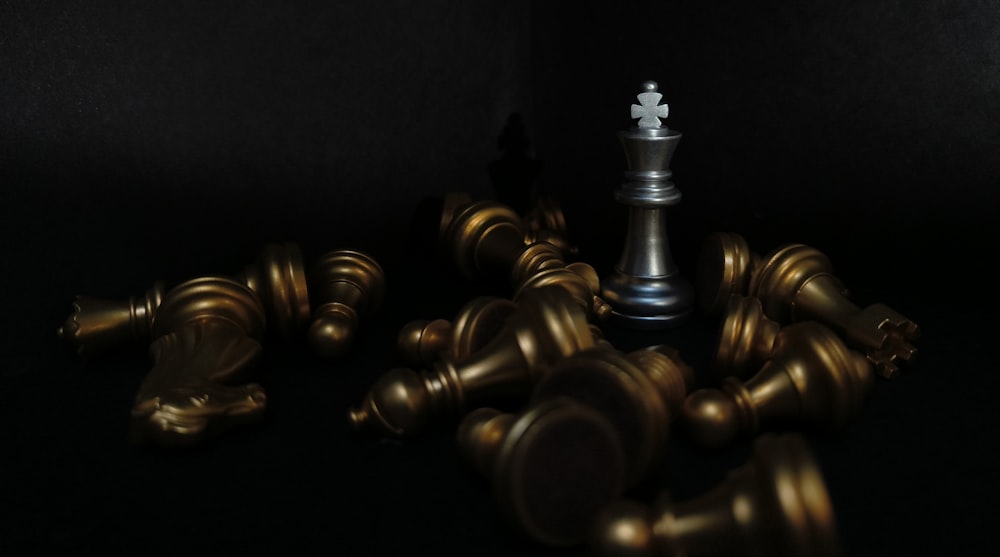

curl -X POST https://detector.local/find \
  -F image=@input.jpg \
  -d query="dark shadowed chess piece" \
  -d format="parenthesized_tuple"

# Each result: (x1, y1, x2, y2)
(600, 80, 694, 330)
(682, 317, 874, 449)
(307, 249, 385, 361)
(347, 286, 594, 438)
(591, 433, 841, 557)
(713, 294, 782, 380)
(457, 397, 626, 547)
(129, 276, 267, 447)
(488, 112, 543, 216)
(696, 231, 920, 379)
(439, 193, 611, 321)
(531, 345, 693, 489)
(59, 242, 309, 358)
(395, 296, 518, 367)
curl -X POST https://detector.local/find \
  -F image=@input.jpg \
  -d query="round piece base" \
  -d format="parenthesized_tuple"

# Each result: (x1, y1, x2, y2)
(600, 272, 695, 330)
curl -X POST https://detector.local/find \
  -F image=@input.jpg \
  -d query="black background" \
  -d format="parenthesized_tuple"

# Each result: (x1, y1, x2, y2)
(2, 1, 997, 555)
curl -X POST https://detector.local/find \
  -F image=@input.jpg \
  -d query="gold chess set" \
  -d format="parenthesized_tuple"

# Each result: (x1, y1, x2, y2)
(57, 81, 920, 556)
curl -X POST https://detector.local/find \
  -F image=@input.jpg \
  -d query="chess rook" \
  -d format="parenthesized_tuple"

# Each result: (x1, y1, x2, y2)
(601, 80, 694, 329)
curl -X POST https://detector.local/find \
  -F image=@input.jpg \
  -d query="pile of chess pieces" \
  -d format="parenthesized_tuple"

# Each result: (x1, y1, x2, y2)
(58, 81, 920, 556)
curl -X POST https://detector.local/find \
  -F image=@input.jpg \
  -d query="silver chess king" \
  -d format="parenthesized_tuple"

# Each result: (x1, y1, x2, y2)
(600, 80, 694, 329)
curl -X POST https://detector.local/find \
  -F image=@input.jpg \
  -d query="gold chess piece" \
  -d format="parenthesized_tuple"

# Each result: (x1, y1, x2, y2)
(520, 193, 578, 257)
(347, 285, 594, 438)
(696, 231, 920, 379)
(395, 296, 517, 367)
(531, 345, 693, 489)
(682, 318, 874, 449)
(457, 397, 626, 547)
(307, 249, 385, 361)
(59, 242, 310, 358)
(439, 193, 611, 321)
(129, 276, 268, 447)
(713, 294, 782, 379)
(591, 433, 841, 557)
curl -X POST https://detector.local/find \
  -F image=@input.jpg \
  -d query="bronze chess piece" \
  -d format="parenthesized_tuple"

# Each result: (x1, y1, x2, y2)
(696, 231, 920, 379)
(438, 192, 611, 321)
(600, 80, 695, 330)
(531, 345, 693, 489)
(395, 296, 517, 367)
(591, 433, 841, 557)
(59, 242, 310, 358)
(347, 285, 594, 438)
(129, 276, 267, 447)
(682, 309, 874, 449)
(306, 248, 385, 361)
(457, 397, 626, 547)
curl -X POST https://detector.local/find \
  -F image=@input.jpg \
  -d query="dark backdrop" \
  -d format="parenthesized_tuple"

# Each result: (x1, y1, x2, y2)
(2, 1, 997, 555)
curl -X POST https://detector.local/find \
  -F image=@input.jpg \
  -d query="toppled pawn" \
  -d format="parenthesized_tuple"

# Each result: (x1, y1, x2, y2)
(591, 433, 842, 557)
(683, 316, 874, 449)
(347, 285, 594, 438)
(395, 296, 517, 368)
(440, 193, 611, 321)
(457, 397, 626, 547)
(59, 242, 310, 359)
(696, 231, 920, 379)
(531, 345, 693, 489)
(129, 276, 267, 447)
(307, 249, 385, 361)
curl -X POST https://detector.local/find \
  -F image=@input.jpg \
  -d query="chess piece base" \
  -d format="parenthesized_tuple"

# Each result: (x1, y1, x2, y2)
(600, 271, 694, 329)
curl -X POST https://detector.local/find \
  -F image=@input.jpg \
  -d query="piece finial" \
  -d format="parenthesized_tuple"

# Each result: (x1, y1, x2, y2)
(630, 80, 669, 128)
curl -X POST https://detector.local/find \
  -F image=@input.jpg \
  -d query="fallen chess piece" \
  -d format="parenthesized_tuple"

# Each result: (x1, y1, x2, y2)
(590, 433, 842, 557)
(395, 296, 517, 368)
(696, 231, 920, 379)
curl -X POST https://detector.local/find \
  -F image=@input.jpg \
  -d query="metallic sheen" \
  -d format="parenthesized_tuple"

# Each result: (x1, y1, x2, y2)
(306, 249, 386, 361)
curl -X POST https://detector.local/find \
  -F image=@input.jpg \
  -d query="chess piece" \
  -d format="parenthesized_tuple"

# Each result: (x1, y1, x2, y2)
(439, 193, 611, 321)
(713, 294, 781, 379)
(129, 276, 267, 447)
(347, 286, 594, 438)
(395, 296, 517, 367)
(601, 80, 694, 329)
(457, 397, 626, 547)
(59, 242, 310, 358)
(696, 231, 920, 379)
(531, 345, 693, 488)
(520, 193, 578, 258)
(307, 249, 385, 361)
(591, 433, 841, 557)
(682, 320, 874, 449)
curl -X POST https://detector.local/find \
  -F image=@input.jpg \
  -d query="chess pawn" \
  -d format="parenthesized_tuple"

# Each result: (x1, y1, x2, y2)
(59, 242, 309, 358)
(520, 193, 578, 257)
(697, 231, 920, 379)
(129, 276, 268, 447)
(591, 433, 841, 557)
(307, 249, 385, 361)
(395, 296, 517, 367)
(347, 285, 594, 438)
(531, 345, 693, 488)
(713, 294, 781, 380)
(601, 80, 694, 330)
(440, 194, 611, 321)
(695, 231, 762, 317)
(456, 397, 626, 547)
(682, 321, 874, 449)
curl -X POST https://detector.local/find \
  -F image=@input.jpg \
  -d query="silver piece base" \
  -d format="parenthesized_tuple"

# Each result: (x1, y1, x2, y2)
(600, 271, 694, 330)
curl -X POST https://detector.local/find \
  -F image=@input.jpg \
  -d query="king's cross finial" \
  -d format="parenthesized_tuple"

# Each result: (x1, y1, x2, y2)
(630, 80, 669, 128)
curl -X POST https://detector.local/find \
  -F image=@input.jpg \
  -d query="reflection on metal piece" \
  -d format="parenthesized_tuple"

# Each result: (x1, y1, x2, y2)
(347, 286, 594, 438)
(129, 276, 267, 447)
(457, 397, 626, 547)
(307, 249, 385, 361)
(601, 80, 694, 330)
(395, 296, 517, 368)
(59, 242, 310, 358)
(714, 294, 781, 380)
(683, 319, 873, 449)
(440, 193, 611, 321)
(521, 194, 578, 257)
(532, 345, 693, 489)
(591, 433, 841, 557)
(697, 231, 920, 379)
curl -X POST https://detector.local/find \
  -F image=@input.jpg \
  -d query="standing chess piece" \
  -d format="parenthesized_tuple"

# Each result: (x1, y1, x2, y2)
(590, 433, 842, 557)
(601, 80, 694, 329)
